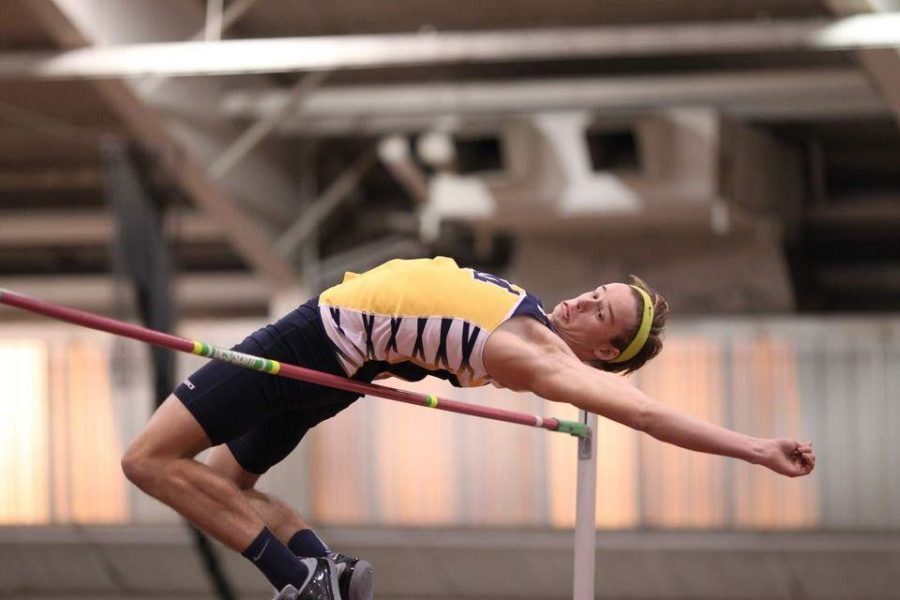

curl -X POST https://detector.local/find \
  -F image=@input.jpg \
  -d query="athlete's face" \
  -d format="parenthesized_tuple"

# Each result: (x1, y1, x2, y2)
(549, 283, 638, 362)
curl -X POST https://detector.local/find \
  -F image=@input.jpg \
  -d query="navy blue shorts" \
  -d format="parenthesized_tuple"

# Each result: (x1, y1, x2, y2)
(174, 297, 365, 474)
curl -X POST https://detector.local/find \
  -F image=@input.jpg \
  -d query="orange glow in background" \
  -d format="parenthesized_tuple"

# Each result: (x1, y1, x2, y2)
(0, 340, 50, 524)
(2, 327, 820, 530)
(1, 337, 126, 525)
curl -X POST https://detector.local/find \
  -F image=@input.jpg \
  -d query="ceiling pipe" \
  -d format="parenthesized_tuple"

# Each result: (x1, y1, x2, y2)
(217, 69, 880, 125)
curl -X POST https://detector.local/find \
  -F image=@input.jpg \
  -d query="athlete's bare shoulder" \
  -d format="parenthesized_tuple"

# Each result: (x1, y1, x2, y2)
(483, 316, 576, 391)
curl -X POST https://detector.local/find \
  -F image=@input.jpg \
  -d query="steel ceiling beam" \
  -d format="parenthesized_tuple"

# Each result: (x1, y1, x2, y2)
(40, 0, 301, 221)
(0, 17, 884, 80)
(217, 69, 883, 129)
(0, 210, 222, 246)
(0, 273, 269, 315)
(137, 0, 262, 96)
(209, 71, 328, 179)
(823, 1, 900, 133)
(275, 150, 377, 259)
(24, 0, 299, 286)
(0, 166, 102, 191)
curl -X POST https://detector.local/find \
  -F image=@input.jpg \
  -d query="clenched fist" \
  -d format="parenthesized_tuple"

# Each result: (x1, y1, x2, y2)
(760, 438, 815, 477)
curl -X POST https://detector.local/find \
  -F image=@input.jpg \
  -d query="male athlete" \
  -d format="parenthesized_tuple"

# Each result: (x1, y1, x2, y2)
(121, 256, 816, 599)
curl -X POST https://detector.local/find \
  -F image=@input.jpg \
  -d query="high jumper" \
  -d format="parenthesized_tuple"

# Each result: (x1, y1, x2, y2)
(1, 256, 816, 599)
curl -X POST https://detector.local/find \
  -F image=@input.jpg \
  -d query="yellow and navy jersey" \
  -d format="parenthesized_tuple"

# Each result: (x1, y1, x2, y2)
(318, 256, 551, 387)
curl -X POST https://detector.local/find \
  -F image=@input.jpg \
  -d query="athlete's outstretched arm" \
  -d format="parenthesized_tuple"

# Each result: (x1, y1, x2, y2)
(484, 319, 815, 478)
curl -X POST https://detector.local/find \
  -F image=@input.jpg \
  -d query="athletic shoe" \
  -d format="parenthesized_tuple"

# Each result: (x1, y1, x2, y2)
(329, 552, 374, 600)
(273, 557, 342, 600)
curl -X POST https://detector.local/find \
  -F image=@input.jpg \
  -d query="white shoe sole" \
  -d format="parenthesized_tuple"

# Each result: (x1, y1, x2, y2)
(347, 559, 374, 600)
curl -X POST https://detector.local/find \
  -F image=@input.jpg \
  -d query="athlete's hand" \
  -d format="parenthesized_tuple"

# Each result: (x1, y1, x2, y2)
(760, 438, 815, 477)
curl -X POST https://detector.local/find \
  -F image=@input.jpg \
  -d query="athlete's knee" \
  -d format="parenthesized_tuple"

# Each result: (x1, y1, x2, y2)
(122, 445, 203, 502)
(121, 443, 160, 491)
(121, 436, 175, 492)
(122, 395, 212, 491)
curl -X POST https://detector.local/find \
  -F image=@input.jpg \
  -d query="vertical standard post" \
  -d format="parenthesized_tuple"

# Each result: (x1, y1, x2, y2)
(573, 410, 598, 600)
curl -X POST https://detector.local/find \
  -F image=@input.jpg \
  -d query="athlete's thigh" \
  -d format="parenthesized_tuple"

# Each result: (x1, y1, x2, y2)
(126, 394, 212, 461)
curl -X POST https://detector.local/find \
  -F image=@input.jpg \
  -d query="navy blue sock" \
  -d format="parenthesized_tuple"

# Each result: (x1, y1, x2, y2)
(288, 529, 330, 557)
(242, 527, 309, 591)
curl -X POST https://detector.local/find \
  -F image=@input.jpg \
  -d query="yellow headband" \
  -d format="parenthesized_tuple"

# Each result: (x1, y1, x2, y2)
(608, 286, 654, 364)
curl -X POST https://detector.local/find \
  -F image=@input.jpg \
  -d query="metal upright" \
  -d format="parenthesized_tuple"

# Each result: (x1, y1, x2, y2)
(573, 409, 598, 599)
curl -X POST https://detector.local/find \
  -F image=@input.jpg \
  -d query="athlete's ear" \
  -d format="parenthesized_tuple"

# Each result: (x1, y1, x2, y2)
(593, 345, 620, 362)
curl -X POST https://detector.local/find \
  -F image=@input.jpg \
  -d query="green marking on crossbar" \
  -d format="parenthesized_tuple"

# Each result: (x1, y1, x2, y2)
(556, 420, 590, 438)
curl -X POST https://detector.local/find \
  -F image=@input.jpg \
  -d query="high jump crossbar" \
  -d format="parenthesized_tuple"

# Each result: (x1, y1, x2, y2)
(0, 288, 589, 438)
(1, 287, 599, 599)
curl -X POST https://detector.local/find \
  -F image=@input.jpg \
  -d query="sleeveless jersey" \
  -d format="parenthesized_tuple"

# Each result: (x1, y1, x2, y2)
(318, 256, 551, 387)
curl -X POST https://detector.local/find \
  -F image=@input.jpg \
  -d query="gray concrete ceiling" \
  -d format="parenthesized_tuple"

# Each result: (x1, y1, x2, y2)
(0, 0, 899, 315)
